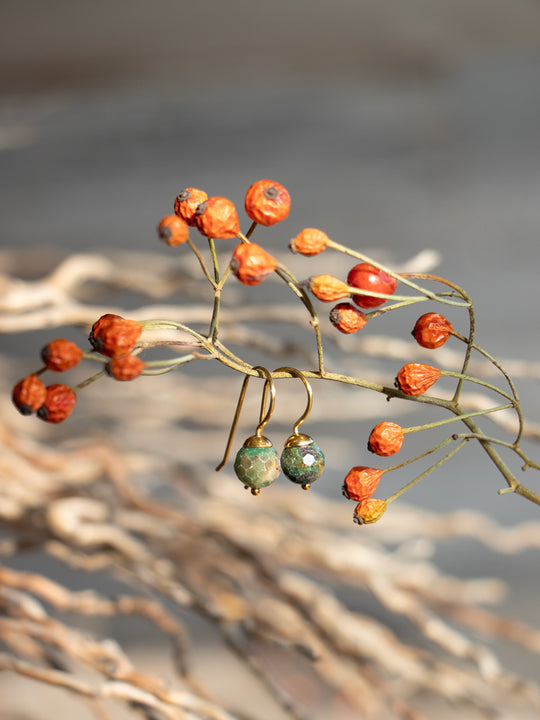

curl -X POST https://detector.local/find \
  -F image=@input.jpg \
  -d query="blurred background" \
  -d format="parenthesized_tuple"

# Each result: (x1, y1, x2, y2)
(1, 1, 540, 718)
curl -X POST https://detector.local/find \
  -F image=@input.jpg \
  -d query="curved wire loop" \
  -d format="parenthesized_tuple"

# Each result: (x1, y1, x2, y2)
(215, 366, 275, 471)
(273, 366, 313, 436)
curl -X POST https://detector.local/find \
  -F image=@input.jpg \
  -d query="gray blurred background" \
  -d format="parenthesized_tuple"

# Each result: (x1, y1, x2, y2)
(1, 0, 540, 714)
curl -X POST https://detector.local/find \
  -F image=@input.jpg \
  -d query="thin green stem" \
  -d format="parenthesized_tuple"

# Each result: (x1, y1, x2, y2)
(441, 370, 515, 403)
(403, 403, 514, 434)
(385, 439, 468, 503)
(186, 237, 216, 287)
(73, 369, 107, 391)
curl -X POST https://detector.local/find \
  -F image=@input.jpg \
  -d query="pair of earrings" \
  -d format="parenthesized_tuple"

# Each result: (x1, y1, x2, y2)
(215, 366, 325, 494)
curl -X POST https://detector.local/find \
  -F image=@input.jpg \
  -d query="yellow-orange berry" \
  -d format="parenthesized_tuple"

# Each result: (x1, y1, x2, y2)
(343, 467, 384, 502)
(308, 275, 350, 302)
(89, 314, 143, 358)
(12, 374, 47, 415)
(395, 362, 441, 396)
(41, 339, 83, 372)
(174, 187, 208, 226)
(353, 497, 387, 525)
(106, 354, 145, 381)
(329, 302, 367, 334)
(368, 422, 404, 457)
(289, 227, 329, 256)
(412, 313, 453, 349)
(244, 179, 291, 226)
(157, 214, 190, 247)
(37, 384, 77, 423)
(195, 196, 240, 239)
(230, 242, 277, 286)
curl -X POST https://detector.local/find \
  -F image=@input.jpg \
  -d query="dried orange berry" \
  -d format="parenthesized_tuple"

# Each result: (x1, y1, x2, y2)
(329, 302, 367, 334)
(230, 242, 277, 286)
(106, 354, 145, 381)
(343, 467, 384, 502)
(244, 179, 291, 226)
(368, 421, 404, 457)
(308, 275, 350, 302)
(195, 196, 240, 239)
(412, 312, 453, 349)
(12, 374, 47, 415)
(353, 497, 387, 525)
(89, 314, 143, 358)
(157, 214, 190, 247)
(41, 339, 83, 372)
(37, 384, 77, 423)
(289, 227, 329, 256)
(395, 362, 441, 396)
(174, 187, 208, 226)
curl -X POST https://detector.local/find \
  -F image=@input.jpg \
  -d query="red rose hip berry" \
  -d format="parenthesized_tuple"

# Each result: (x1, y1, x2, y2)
(412, 313, 454, 349)
(37, 384, 77, 423)
(12, 374, 47, 415)
(368, 422, 404, 457)
(41, 339, 83, 372)
(347, 262, 398, 309)
(195, 197, 240, 239)
(174, 187, 208, 226)
(329, 302, 367, 334)
(157, 214, 190, 247)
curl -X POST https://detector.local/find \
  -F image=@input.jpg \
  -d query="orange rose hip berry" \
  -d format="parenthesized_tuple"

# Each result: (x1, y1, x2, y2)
(289, 228, 329, 256)
(106, 354, 146, 381)
(174, 187, 208, 226)
(368, 421, 404, 457)
(89, 314, 143, 358)
(12, 374, 47, 415)
(395, 362, 441, 396)
(230, 243, 278, 286)
(353, 497, 387, 525)
(157, 214, 190, 247)
(308, 275, 350, 302)
(37, 384, 77, 423)
(41, 339, 83, 372)
(244, 179, 291, 226)
(329, 302, 367, 334)
(343, 467, 384, 502)
(195, 196, 240, 239)
(412, 312, 453, 349)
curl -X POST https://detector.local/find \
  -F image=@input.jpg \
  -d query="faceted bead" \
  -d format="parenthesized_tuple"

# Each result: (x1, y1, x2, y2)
(234, 445, 280, 493)
(281, 441, 325, 488)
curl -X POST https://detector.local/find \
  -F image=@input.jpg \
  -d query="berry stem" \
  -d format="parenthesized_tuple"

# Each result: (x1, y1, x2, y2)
(385, 438, 469, 504)
(402, 403, 514, 434)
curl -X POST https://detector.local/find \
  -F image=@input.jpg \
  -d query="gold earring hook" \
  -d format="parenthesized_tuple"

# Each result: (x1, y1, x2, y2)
(216, 366, 275, 471)
(273, 367, 313, 441)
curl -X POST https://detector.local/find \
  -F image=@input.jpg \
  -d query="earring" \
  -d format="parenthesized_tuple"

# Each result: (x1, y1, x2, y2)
(273, 367, 325, 490)
(216, 366, 280, 495)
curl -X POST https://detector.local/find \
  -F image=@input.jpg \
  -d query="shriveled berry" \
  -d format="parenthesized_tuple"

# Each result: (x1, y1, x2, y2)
(308, 275, 350, 302)
(353, 497, 387, 525)
(347, 262, 398, 309)
(157, 214, 190, 247)
(230, 242, 277, 286)
(89, 314, 143, 358)
(41, 339, 83, 372)
(329, 302, 367, 334)
(412, 313, 453, 349)
(368, 422, 404, 457)
(343, 467, 384, 502)
(174, 187, 208, 226)
(395, 362, 441, 396)
(195, 196, 240, 239)
(106, 354, 145, 381)
(37, 384, 77, 423)
(244, 179, 291, 226)
(12, 374, 47, 415)
(289, 227, 329, 256)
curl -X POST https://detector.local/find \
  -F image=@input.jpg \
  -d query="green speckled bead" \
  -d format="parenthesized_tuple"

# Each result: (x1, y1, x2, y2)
(281, 441, 325, 487)
(234, 445, 280, 493)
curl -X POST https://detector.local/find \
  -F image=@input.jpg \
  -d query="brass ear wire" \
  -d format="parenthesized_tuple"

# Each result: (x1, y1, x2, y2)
(273, 366, 325, 490)
(216, 367, 280, 495)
